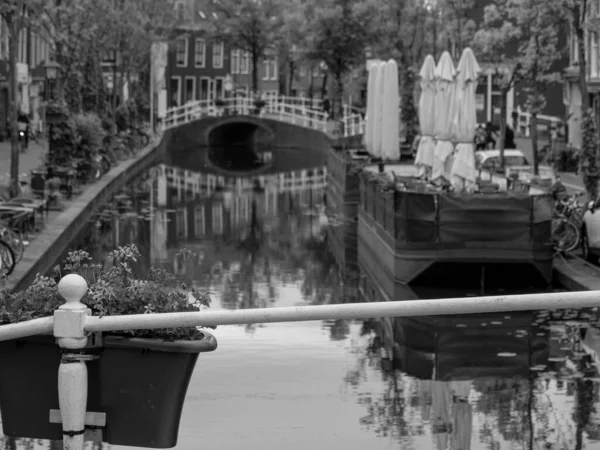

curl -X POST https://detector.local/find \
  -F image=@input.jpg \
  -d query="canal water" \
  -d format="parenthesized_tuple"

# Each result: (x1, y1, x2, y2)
(3, 148, 600, 450)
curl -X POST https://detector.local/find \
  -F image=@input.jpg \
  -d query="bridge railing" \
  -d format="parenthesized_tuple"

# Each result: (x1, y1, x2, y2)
(162, 96, 330, 134)
(0, 273, 599, 450)
(263, 99, 330, 132)
(340, 112, 366, 138)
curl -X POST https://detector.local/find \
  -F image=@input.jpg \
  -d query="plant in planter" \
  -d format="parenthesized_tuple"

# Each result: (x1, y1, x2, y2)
(581, 112, 600, 199)
(0, 245, 216, 448)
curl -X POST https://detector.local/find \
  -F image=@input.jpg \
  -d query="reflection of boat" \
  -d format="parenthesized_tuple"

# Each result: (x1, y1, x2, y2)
(326, 148, 362, 275)
(359, 267, 550, 381)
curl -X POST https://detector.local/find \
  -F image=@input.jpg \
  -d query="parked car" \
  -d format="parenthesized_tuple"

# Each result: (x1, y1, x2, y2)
(476, 149, 558, 184)
(475, 149, 529, 173)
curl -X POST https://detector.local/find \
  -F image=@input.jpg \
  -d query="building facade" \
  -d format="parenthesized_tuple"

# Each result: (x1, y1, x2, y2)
(167, 0, 286, 107)
(564, 3, 600, 147)
(0, 16, 53, 140)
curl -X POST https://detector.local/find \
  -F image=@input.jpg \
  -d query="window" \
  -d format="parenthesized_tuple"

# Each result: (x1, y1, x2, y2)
(299, 64, 306, 77)
(263, 58, 277, 81)
(214, 77, 224, 99)
(212, 204, 223, 235)
(312, 65, 320, 77)
(212, 42, 224, 69)
(592, 32, 599, 78)
(231, 49, 240, 74)
(185, 76, 195, 103)
(175, 38, 188, 67)
(0, 19, 8, 59)
(199, 77, 210, 100)
(176, 208, 187, 238)
(194, 206, 205, 236)
(194, 38, 206, 67)
(571, 31, 579, 64)
(175, 1, 185, 21)
(170, 76, 181, 107)
(241, 52, 250, 74)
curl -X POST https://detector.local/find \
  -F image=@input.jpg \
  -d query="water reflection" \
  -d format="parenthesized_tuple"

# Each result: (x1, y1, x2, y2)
(347, 304, 600, 449)
(7, 161, 600, 449)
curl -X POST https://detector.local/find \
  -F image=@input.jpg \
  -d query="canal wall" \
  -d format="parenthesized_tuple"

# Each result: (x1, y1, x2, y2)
(8, 117, 333, 292)
(7, 131, 171, 292)
(553, 256, 600, 291)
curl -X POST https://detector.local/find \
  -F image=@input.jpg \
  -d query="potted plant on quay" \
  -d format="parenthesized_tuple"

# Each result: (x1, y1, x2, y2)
(0, 245, 216, 448)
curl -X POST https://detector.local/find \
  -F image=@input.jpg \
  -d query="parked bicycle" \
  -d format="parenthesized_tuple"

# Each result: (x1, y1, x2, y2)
(552, 192, 585, 253)
(0, 238, 16, 276)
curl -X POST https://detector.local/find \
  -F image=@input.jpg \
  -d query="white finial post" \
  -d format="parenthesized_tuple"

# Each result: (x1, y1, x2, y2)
(54, 274, 90, 450)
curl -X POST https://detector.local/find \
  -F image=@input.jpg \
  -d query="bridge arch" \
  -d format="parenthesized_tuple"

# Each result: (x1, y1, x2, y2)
(204, 116, 275, 149)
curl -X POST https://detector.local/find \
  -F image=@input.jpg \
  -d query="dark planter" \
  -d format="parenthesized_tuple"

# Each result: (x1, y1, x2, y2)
(0, 332, 217, 448)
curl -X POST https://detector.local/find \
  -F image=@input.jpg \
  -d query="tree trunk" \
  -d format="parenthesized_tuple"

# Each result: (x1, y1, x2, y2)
(278, 61, 286, 95)
(334, 74, 344, 120)
(576, 26, 589, 114)
(308, 66, 314, 99)
(531, 112, 539, 175)
(251, 52, 259, 94)
(112, 50, 118, 112)
(320, 72, 328, 99)
(287, 61, 295, 96)
(8, 13, 20, 198)
(499, 89, 508, 169)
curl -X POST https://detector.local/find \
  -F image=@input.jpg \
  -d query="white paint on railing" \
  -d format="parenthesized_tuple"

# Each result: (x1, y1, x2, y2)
(2, 275, 600, 344)
(338, 107, 563, 140)
(162, 95, 330, 134)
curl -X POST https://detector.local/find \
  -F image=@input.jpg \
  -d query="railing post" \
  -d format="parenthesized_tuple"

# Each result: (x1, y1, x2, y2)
(54, 274, 90, 450)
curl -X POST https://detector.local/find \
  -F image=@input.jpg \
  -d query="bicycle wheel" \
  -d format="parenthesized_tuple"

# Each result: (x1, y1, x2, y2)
(0, 227, 24, 264)
(552, 218, 580, 253)
(0, 239, 16, 275)
(136, 129, 150, 147)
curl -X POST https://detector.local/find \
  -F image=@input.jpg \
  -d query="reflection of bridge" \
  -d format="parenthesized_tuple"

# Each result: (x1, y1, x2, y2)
(160, 164, 327, 198)
(151, 164, 327, 243)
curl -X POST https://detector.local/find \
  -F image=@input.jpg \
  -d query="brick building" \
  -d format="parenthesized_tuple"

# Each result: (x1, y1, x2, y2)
(166, 0, 347, 110)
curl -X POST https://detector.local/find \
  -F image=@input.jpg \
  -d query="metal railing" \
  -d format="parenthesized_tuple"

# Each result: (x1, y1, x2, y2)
(340, 112, 366, 137)
(337, 108, 563, 139)
(162, 95, 330, 133)
(0, 273, 599, 449)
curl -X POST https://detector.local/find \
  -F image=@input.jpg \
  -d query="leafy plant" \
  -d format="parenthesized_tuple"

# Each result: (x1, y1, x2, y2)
(73, 112, 106, 158)
(0, 245, 213, 341)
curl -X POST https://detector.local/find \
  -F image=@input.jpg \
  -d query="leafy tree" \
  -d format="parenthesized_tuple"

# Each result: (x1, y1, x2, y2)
(508, 0, 565, 175)
(209, 0, 284, 93)
(32, 0, 176, 115)
(275, 0, 309, 95)
(438, 0, 477, 58)
(367, 0, 430, 146)
(305, 0, 377, 117)
(473, 1, 522, 169)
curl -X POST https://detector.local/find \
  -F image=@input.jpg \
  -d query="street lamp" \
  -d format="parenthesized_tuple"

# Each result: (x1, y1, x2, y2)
(42, 60, 63, 170)
(43, 60, 60, 101)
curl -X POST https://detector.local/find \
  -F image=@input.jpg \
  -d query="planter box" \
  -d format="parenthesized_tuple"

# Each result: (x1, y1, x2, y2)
(0, 332, 217, 448)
